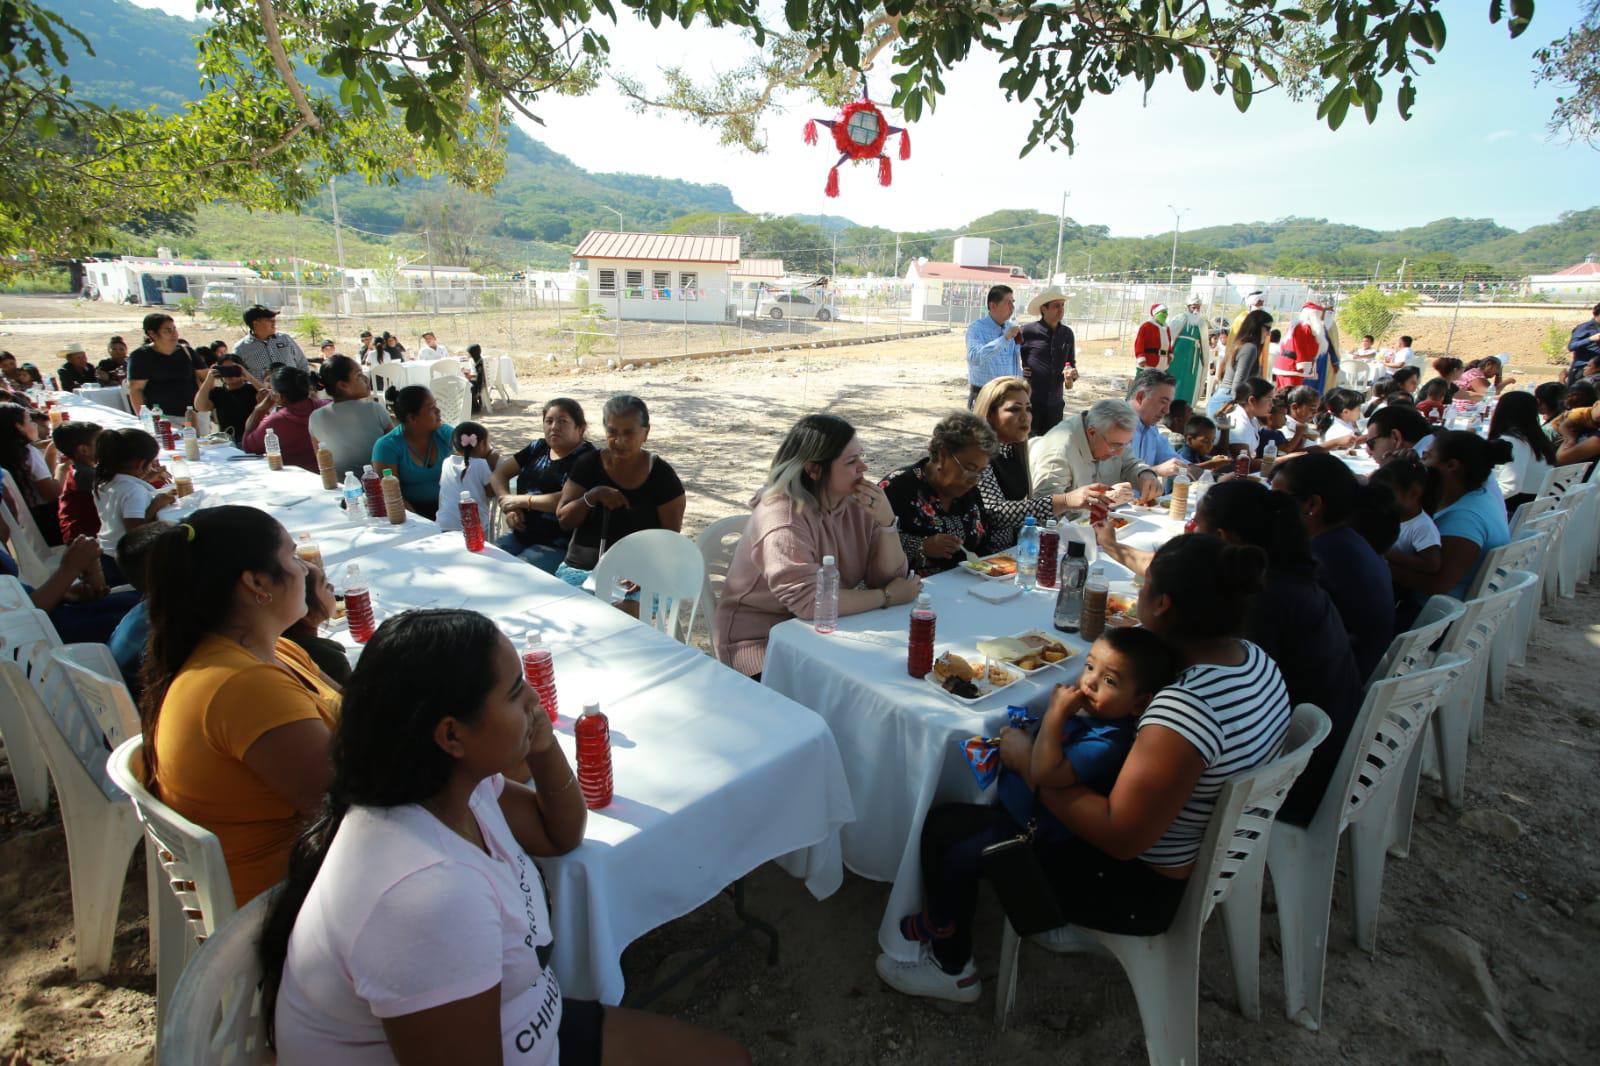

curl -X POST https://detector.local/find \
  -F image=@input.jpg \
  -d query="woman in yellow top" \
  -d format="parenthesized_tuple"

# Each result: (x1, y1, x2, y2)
(139, 505, 342, 906)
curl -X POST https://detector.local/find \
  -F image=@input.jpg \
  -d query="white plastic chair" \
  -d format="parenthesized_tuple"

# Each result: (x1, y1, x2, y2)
(995, 705, 1331, 1064)
(0, 573, 32, 609)
(591, 529, 707, 645)
(0, 610, 143, 977)
(1521, 508, 1569, 608)
(51, 643, 140, 743)
(0, 479, 65, 587)
(492, 354, 521, 406)
(1508, 493, 1556, 535)
(158, 886, 273, 1066)
(1366, 595, 1462, 688)
(1552, 482, 1594, 597)
(430, 373, 471, 428)
(1244, 656, 1467, 1032)
(694, 514, 748, 656)
(1543, 461, 1591, 499)
(107, 735, 238, 1028)
(1468, 529, 1548, 674)
(0, 591, 51, 813)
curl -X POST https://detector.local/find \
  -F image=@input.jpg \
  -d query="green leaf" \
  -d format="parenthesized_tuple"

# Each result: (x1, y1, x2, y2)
(1362, 81, 1381, 122)
(1280, 8, 1313, 21)
(784, 0, 806, 31)
(1181, 50, 1205, 90)
(1327, 86, 1350, 129)
(1425, 11, 1447, 48)
(1508, 0, 1533, 36)
(1232, 66, 1252, 112)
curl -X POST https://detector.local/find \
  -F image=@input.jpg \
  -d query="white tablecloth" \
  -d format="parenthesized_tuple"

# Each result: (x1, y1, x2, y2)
(51, 389, 855, 1005)
(371, 358, 463, 393)
(71, 384, 132, 414)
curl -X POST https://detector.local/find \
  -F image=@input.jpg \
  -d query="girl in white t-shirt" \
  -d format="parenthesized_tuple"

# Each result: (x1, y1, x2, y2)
(0, 403, 62, 542)
(260, 609, 748, 1066)
(1319, 389, 1364, 447)
(435, 421, 498, 534)
(1371, 456, 1441, 602)
(92, 427, 174, 566)
(1226, 379, 1274, 460)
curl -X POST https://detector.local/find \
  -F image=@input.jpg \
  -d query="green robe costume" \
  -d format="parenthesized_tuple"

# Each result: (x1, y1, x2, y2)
(1168, 312, 1204, 406)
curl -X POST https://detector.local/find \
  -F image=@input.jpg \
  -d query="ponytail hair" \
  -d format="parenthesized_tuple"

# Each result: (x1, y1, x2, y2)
(1146, 533, 1267, 642)
(270, 365, 314, 405)
(137, 506, 290, 784)
(93, 426, 160, 489)
(1196, 479, 1314, 573)
(1317, 388, 1362, 435)
(259, 608, 504, 1047)
(1432, 356, 1464, 378)
(317, 354, 362, 398)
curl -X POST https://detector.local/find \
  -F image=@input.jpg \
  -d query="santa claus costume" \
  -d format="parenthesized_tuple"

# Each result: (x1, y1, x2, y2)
(1281, 301, 1338, 392)
(1134, 304, 1173, 371)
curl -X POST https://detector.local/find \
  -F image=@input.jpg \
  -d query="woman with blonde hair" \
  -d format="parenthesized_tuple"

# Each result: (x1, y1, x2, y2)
(972, 376, 1074, 553)
(715, 414, 921, 677)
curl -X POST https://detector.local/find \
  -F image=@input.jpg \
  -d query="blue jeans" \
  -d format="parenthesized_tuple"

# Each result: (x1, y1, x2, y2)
(494, 533, 567, 575)
(1205, 390, 1230, 419)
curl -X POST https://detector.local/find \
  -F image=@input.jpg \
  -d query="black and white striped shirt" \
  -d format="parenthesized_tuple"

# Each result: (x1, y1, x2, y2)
(1137, 641, 1291, 868)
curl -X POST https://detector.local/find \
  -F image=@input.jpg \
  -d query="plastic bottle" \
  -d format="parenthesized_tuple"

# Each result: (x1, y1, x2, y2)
(575, 703, 613, 809)
(140, 406, 157, 436)
(155, 413, 175, 450)
(342, 471, 366, 523)
(264, 428, 284, 471)
(181, 426, 200, 461)
(459, 491, 485, 552)
(1036, 518, 1060, 589)
(1192, 469, 1215, 511)
(1014, 516, 1040, 590)
(381, 469, 406, 525)
(813, 554, 839, 634)
(361, 463, 387, 522)
(1168, 469, 1191, 523)
(1233, 450, 1251, 479)
(1259, 440, 1279, 481)
(907, 593, 936, 678)
(1080, 566, 1110, 641)
(521, 635, 559, 724)
(295, 532, 323, 571)
(1053, 540, 1089, 633)
(171, 459, 193, 499)
(344, 562, 375, 643)
(315, 443, 338, 490)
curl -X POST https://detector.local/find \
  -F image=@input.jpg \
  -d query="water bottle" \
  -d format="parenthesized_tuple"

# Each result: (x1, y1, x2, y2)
(181, 426, 200, 461)
(264, 428, 283, 471)
(459, 491, 485, 552)
(344, 562, 375, 643)
(1259, 440, 1279, 481)
(1053, 540, 1089, 633)
(575, 703, 614, 809)
(1014, 516, 1040, 590)
(361, 463, 387, 522)
(342, 471, 365, 523)
(140, 405, 157, 436)
(813, 554, 839, 634)
(1192, 469, 1215, 511)
(907, 593, 936, 678)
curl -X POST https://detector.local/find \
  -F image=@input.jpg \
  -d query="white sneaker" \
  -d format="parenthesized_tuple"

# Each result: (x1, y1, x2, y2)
(874, 945, 981, 1004)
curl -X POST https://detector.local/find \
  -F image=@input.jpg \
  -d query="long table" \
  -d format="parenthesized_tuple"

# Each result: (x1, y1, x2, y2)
(53, 392, 855, 1004)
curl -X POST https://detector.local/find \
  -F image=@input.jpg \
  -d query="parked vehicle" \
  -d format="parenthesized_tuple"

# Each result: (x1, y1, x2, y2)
(764, 291, 835, 322)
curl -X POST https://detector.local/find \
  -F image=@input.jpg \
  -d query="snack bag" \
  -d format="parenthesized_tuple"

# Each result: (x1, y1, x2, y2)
(961, 736, 1001, 790)
(1007, 705, 1039, 730)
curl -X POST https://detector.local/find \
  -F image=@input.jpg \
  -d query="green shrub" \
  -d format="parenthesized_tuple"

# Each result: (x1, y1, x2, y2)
(296, 312, 325, 343)
(1541, 324, 1571, 365)
(1338, 286, 1419, 344)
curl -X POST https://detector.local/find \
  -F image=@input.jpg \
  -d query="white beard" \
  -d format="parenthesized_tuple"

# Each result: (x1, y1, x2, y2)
(1298, 310, 1329, 356)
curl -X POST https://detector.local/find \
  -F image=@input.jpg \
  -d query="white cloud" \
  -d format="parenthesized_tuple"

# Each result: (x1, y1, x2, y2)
(1484, 129, 1517, 142)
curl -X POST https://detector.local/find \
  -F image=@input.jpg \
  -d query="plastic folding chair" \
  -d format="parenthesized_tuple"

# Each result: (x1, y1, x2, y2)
(1544, 461, 1591, 498)
(1553, 482, 1594, 596)
(1508, 493, 1556, 535)
(1521, 508, 1569, 609)
(430, 373, 471, 428)
(0, 479, 65, 587)
(0, 573, 32, 610)
(1243, 656, 1467, 1032)
(693, 514, 748, 656)
(107, 736, 238, 1031)
(995, 705, 1331, 1065)
(51, 644, 140, 743)
(1468, 529, 1548, 675)
(0, 610, 143, 977)
(1366, 595, 1462, 688)
(592, 529, 707, 645)
(157, 887, 273, 1066)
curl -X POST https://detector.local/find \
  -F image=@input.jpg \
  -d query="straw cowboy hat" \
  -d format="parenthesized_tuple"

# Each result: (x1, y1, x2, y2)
(58, 341, 87, 357)
(1026, 287, 1068, 316)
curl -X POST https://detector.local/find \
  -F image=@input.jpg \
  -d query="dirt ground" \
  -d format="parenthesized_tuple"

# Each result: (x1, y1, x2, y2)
(2, 306, 1598, 1064)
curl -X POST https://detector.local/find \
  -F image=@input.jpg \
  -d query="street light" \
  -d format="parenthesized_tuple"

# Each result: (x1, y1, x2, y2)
(603, 205, 624, 232)
(1166, 204, 1187, 290)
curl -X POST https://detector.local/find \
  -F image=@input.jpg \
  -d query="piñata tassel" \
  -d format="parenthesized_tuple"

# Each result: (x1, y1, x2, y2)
(878, 154, 892, 186)
(803, 120, 818, 146)
(825, 165, 840, 198)
(898, 128, 910, 160)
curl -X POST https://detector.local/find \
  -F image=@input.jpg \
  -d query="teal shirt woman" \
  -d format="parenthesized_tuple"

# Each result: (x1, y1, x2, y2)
(370, 386, 453, 520)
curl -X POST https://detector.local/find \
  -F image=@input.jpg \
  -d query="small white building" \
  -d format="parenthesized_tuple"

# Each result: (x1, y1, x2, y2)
(1188, 271, 1311, 316)
(80, 254, 261, 306)
(572, 231, 739, 323)
(905, 237, 1032, 322)
(1526, 256, 1600, 300)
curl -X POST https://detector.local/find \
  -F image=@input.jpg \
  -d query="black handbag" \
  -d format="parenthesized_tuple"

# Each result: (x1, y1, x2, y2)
(979, 793, 1068, 937)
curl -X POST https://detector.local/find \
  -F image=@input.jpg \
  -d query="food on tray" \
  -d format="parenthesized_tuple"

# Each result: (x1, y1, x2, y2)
(933, 651, 976, 682)
(941, 675, 982, 699)
(963, 554, 1017, 577)
(976, 636, 1034, 661)
(986, 664, 1016, 686)
(1108, 593, 1137, 616)
(977, 633, 1073, 670)
(1016, 656, 1041, 671)
(1109, 515, 1132, 530)
(1041, 647, 1069, 662)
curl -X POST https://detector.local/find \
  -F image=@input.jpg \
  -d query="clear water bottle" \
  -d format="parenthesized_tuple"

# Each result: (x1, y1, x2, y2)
(1014, 515, 1039, 589)
(1259, 440, 1278, 481)
(341, 471, 365, 523)
(1053, 540, 1089, 632)
(813, 554, 839, 634)
(264, 428, 283, 471)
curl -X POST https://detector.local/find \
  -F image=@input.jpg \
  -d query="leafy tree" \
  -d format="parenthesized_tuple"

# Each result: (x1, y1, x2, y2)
(1537, 0, 1600, 146)
(1337, 285, 1418, 343)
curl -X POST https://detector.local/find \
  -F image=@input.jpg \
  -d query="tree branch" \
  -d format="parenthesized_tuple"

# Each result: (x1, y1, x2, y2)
(255, 0, 321, 130)
(416, 0, 546, 125)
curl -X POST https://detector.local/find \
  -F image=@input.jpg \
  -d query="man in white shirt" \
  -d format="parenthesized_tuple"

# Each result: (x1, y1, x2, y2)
(1028, 399, 1160, 508)
(417, 331, 450, 361)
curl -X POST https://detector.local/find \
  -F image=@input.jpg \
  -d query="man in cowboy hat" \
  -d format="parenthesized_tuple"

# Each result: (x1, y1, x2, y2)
(1019, 287, 1077, 437)
(233, 304, 309, 380)
(56, 341, 98, 391)
(1134, 303, 1172, 371)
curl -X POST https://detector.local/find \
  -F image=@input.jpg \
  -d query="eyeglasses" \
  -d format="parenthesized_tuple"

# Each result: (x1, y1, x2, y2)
(947, 455, 986, 479)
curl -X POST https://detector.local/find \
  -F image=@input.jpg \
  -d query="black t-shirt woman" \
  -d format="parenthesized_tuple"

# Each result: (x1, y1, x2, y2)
(490, 398, 596, 573)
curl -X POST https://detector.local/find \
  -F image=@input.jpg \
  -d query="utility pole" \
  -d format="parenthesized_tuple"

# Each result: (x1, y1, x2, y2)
(1166, 204, 1186, 290)
(328, 177, 346, 323)
(423, 228, 440, 317)
(1397, 257, 1408, 289)
(1445, 273, 1468, 355)
(1051, 190, 1070, 282)
(894, 233, 901, 278)
(604, 205, 623, 232)
(831, 233, 838, 281)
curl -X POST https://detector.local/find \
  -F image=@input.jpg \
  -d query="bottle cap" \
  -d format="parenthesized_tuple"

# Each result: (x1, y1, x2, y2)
(1066, 540, 1086, 558)
(915, 592, 931, 607)
(1022, 515, 1036, 527)
(582, 702, 600, 717)
(822, 554, 836, 566)
(460, 490, 474, 503)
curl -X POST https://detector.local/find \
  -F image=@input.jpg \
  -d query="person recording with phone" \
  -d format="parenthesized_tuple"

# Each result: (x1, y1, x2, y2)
(194, 354, 264, 442)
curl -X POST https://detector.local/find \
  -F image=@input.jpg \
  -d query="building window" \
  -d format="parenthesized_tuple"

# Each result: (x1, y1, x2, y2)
(680, 271, 698, 300)
(625, 269, 644, 298)
(652, 270, 672, 298)
(598, 268, 616, 297)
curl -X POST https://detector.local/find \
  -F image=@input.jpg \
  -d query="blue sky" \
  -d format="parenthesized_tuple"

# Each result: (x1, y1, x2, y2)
(128, 0, 1600, 237)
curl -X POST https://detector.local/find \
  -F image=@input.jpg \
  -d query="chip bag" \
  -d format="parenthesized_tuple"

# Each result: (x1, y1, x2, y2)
(961, 736, 1001, 790)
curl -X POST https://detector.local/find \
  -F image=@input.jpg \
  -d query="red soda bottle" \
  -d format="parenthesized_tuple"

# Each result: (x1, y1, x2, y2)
(575, 703, 613, 809)
(459, 492, 485, 552)
(522, 637, 558, 723)
(1036, 519, 1060, 589)
(343, 562, 376, 643)
(908, 593, 936, 678)
(156, 418, 175, 450)
(361, 463, 387, 521)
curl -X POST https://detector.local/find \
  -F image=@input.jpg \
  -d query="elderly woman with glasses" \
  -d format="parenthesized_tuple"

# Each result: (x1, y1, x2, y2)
(879, 412, 998, 576)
